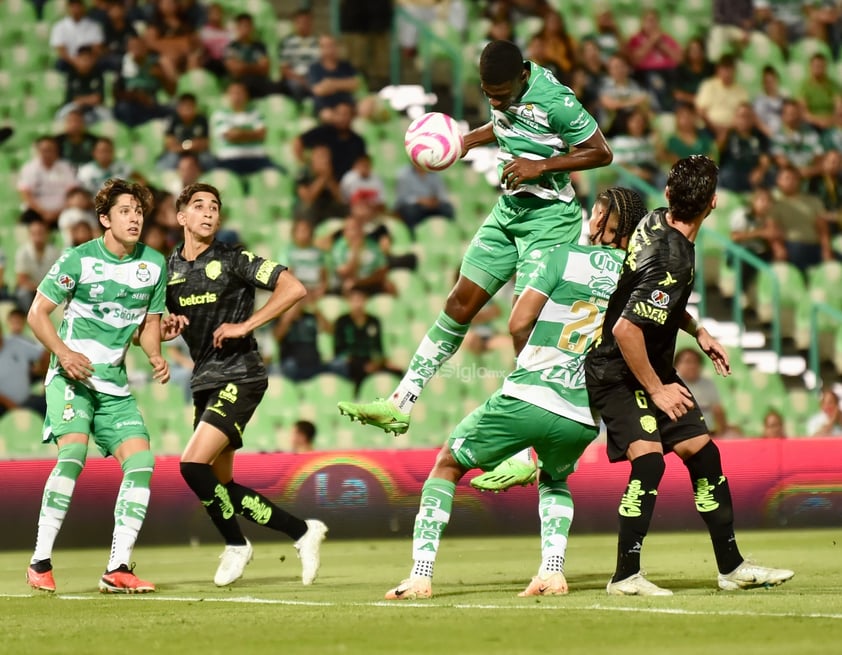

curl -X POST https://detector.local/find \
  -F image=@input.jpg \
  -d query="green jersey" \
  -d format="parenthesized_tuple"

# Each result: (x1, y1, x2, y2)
(37, 237, 167, 396)
(502, 244, 624, 425)
(284, 244, 326, 289)
(331, 237, 385, 279)
(491, 61, 599, 202)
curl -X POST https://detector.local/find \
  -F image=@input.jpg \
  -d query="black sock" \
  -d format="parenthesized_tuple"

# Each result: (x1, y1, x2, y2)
(225, 481, 308, 540)
(180, 462, 247, 546)
(613, 452, 665, 583)
(683, 440, 744, 574)
(31, 558, 52, 573)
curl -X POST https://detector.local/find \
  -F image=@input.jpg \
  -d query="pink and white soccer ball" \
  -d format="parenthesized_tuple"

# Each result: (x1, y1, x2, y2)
(404, 112, 464, 172)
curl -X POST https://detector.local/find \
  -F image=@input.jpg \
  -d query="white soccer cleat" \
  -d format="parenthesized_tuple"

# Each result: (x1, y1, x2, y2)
(717, 561, 795, 590)
(606, 572, 673, 596)
(384, 576, 433, 600)
(214, 539, 253, 586)
(295, 519, 328, 585)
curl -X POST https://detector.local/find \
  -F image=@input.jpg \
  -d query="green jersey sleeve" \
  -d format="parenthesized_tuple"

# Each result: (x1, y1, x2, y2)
(37, 248, 81, 305)
(546, 90, 598, 147)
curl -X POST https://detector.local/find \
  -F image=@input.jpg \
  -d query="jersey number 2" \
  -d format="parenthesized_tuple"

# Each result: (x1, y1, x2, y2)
(557, 300, 602, 354)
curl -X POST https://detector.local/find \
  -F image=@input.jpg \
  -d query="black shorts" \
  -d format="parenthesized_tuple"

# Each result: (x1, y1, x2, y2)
(587, 371, 708, 463)
(192, 379, 268, 450)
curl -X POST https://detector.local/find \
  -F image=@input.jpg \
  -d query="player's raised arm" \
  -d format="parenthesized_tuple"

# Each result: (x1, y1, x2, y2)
(461, 122, 496, 153)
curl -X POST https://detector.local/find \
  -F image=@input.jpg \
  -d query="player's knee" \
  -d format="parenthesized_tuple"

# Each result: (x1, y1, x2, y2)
(57, 442, 88, 469)
(180, 461, 207, 487)
(121, 450, 155, 474)
(444, 279, 488, 324)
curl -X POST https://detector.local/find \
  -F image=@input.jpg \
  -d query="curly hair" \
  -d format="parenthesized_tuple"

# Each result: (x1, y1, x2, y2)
(666, 155, 718, 223)
(592, 186, 647, 247)
(94, 178, 153, 219)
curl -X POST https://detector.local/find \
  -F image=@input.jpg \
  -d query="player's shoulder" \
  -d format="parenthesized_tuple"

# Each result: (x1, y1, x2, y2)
(134, 242, 167, 267)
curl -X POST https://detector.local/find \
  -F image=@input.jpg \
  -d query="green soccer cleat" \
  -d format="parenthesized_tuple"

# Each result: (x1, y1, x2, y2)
(470, 457, 538, 492)
(337, 399, 410, 435)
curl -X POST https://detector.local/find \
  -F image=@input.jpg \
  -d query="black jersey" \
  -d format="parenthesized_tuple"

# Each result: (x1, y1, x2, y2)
(585, 209, 696, 386)
(166, 241, 287, 391)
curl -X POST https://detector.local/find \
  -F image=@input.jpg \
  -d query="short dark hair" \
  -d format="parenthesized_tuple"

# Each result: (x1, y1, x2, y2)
(294, 420, 316, 444)
(177, 92, 197, 104)
(666, 155, 718, 223)
(94, 136, 114, 148)
(235, 12, 253, 22)
(479, 40, 524, 85)
(717, 54, 736, 69)
(762, 65, 779, 77)
(593, 187, 647, 247)
(176, 183, 222, 213)
(94, 178, 153, 218)
(674, 347, 703, 367)
(8, 306, 26, 320)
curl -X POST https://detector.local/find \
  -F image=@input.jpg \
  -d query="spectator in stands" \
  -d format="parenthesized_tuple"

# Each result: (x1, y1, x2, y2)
(278, 8, 320, 103)
(395, 0, 434, 60)
(143, 0, 201, 77)
(15, 219, 60, 312)
(607, 108, 663, 191)
(50, 0, 105, 73)
(672, 37, 715, 108)
(157, 93, 214, 171)
(57, 46, 111, 125)
(0, 249, 7, 300)
(717, 103, 772, 193)
(283, 220, 329, 298)
(708, 0, 754, 60)
(394, 163, 455, 233)
(6, 307, 28, 337)
(729, 187, 786, 286)
(807, 389, 842, 436)
(824, 104, 842, 152)
(586, 8, 623, 59)
(334, 286, 401, 392)
(626, 9, 681, 113)
(55, 109, 98, 169)
(294, 145, 347, 226)
(224, 12, 272, 99)
(526, 10, 577, 85)
(674, 348, 728, 436)
(762, 408, 787, 439)
(101, 0, 138, 73)
(755, 0, 808, 42)
(571, 38, 605, 118)
(799, 53, 842, 130)
(275, 299, 338, 382)
(338, 0, 392, 90)
(198, 2, 231, 78)
(810, 149, 842, 216)
(340, 153, 386, 209)
(659, 102, 717, 167)
(114, 35, 175, 127)
(696, 54, 750, 134)
(598, 54, 649, 132)
(76, 137, 137, 194)
(0, 318, 49, 419)
(332, 216, 395, 297)
(57, 187, 98, 248)
(769, 165, 834, 274)
(771, 99, 825, 181)
(308, 35, 360, 122)
(211, 81, 277, 176)
(18, 136, 78, 228)
(753, 65, 785, 138)
(289, 420, 317, 454)
(167, 151, 203, 196)
(294, 101, 367, 181)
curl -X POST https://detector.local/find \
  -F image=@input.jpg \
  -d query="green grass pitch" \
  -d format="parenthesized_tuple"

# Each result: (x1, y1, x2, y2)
(1, 529, 840, 655)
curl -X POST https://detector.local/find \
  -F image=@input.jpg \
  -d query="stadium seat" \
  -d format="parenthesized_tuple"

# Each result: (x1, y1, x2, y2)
(176, 69, 221, 102)
(357, 372, 399, 400)
(201, 169, 245, 202)
(262, 374, 301, 423)
(753, 262, 806, 338)
(0, 409, 48, 459)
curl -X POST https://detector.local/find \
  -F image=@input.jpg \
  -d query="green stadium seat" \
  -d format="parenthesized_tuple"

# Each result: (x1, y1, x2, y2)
(262, 374, 301, 422)
(357, 372, 399, 400)
(0, 409, 48, 458)
(753, 262, 806, 338)
(201, 169, 245, 202)
(176, 69, 220, 103)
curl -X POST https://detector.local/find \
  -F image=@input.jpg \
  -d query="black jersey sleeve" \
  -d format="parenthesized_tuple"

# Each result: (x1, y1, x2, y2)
(230, 246, 288, 291)
(620, 247, 693, 329)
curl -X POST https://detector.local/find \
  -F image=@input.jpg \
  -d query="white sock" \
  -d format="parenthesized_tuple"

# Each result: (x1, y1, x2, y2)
(510, 448, 533, 465)
(32, 467, 81, 563)
(107, 481, 150, 571)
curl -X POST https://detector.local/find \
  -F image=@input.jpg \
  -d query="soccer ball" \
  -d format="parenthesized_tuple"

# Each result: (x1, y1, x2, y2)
(404, 112, 464, 172)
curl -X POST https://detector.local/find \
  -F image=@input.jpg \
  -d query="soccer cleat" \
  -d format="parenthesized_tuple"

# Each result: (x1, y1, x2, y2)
(26, 563, 56, 593)
(337, 399, 410, 435)
(518, 572, 568, 596)
(384, 576, 432, 600)
(717, 561, 795, 591)
(470, 458, 538, 492)
(606, 572, 673, 596)
(214, 539, 253, 587)
(98, 564, 156, 594)
(295, 519, 328, 585)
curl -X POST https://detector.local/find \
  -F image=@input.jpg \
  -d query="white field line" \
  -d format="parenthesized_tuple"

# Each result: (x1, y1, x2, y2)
(2, 593, 842, 620)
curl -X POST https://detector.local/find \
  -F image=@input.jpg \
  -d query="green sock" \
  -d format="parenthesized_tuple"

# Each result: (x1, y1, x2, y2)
(108, 450, 154, 571)
(538, 478, 574, 575)
(391, 311, 469, 413)
(410, 478, 456, 578)
(32, 442, 88, 563)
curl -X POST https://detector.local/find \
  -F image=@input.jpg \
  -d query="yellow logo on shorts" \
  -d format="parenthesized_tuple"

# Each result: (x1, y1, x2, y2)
(640, 415, 657, 434)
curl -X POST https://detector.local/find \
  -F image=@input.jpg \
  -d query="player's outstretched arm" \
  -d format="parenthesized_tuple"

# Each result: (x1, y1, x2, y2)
(501, 129, 613, 187)
(509, 288, 549, 356)
(613, 317, 694, 421)
(461, 122, 496, 154)
(27, 292, 94, 381)
(212, 271, 307, 348)
(138, 313, 170, 384)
